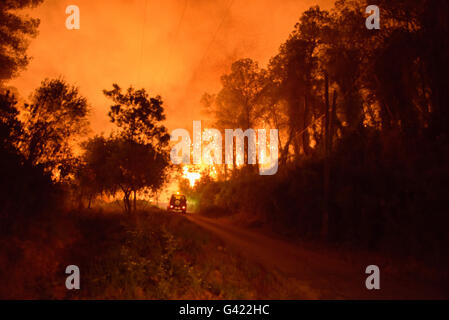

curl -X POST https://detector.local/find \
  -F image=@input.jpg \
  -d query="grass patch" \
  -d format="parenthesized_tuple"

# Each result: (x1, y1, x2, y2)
(1, 208, 308, 299)
(69, 209, 307, 299)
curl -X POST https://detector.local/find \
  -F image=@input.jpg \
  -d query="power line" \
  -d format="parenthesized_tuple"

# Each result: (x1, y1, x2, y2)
(176, 0, 235, 120)
(138, 0, 148, 86)
(174, 0, 189, 40)
(162, 0, 189, 87)
(293, 114, 325, 138)
(196, 0, 235, 76)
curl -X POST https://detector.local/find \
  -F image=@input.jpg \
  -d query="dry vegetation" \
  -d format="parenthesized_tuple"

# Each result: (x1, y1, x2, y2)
(0, 208, 311, 299)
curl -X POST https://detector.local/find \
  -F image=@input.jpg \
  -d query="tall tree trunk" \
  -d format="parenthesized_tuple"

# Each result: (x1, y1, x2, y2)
(322, 73, 330, 240)
(280, 127, 294, 165)
(329, 91, 337, 155)
(123, 191, 131, 214)
(133, 190, 137, 213)
(302, 95, 310, 156)
(78, 190, 84, 211)
(232, 143, 236, 172)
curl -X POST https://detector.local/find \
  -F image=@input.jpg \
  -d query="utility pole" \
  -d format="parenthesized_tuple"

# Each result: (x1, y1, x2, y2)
(322, 71, 337, 240)
(322, 72, 330, 240)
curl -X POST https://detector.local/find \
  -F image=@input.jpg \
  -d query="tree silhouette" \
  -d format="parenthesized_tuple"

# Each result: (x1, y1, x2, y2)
(103, 84, 170, 147)
(84, 84, 173, 213)
(213, 59, 267, 130)
(0, 90, 56, 223)
(0, 90, 23, 153)
(81, 135, 169, 214)
(22, 78, 90, 179)
(195, 0, 449, 252)
(203, 59, 268, 171)
(0, 0, 43, 82)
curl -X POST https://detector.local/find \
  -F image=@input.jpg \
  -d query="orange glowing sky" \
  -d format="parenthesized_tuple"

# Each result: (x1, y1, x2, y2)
(9, 0, 333, 134)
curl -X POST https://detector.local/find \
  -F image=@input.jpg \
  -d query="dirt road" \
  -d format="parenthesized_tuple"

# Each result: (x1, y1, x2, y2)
(187, 214, 447, 299)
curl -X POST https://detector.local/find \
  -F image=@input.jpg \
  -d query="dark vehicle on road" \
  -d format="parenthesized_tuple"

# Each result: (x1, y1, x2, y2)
(168, 194, 187, 214)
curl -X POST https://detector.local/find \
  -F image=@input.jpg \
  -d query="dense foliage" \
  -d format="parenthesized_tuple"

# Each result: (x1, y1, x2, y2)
(189, 0, 449, 272)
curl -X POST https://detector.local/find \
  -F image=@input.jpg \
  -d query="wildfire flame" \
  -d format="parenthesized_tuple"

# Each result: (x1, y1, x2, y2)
(183, 166, 201, 187)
